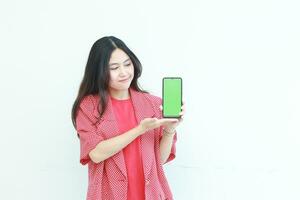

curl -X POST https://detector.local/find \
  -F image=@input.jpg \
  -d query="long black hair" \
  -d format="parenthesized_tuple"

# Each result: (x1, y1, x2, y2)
(71, 36, 147, 130)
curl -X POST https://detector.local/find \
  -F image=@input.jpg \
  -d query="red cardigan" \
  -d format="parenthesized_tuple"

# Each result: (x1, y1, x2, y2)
(76, 88, 177, 200)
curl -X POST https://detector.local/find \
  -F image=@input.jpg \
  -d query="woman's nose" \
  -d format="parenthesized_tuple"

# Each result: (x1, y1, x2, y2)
(118, 65, 126, 75)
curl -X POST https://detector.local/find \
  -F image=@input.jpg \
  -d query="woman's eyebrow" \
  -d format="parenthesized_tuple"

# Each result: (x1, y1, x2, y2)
(109, 58, 130, 66)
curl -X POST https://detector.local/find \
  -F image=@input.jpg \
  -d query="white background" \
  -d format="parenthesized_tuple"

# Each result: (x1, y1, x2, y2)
(1, 0, 300, 199)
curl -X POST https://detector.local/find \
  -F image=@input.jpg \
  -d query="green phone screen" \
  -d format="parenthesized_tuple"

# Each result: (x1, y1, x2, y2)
(163, 77, 182, 118)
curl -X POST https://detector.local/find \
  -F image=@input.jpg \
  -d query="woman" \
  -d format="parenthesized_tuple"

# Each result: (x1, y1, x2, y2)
(71, 36, 185, 200)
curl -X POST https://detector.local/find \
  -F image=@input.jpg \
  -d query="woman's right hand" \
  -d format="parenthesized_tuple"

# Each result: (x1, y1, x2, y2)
(138, 118, 178, 135)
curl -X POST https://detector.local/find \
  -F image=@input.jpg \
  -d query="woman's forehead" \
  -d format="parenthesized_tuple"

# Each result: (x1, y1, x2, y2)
(109, 49, 130, 65)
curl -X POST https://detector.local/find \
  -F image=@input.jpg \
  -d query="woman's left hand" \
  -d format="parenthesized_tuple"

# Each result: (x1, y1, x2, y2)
(159, 101, 185, 132)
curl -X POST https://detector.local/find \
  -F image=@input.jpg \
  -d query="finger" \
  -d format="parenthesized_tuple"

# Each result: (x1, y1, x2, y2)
(152, 118, 158, 122)
(181, 103, 186, 110)
(146, 118, 157, 122)
(169, 119, 179, 124)
(159, 105, 163, 110)
(159, 118, 176, 123)
(159, 118, 178, 124)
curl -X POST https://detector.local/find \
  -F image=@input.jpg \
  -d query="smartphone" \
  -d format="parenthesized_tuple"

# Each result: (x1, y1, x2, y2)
(162, 77, 182, 118)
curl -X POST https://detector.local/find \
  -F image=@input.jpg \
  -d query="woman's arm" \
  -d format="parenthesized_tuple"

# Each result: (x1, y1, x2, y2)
(89, 125, 144, 163)
(89, 118, 175, 163)
(158, 101, 185, 164)
(159, 128, 176, 164)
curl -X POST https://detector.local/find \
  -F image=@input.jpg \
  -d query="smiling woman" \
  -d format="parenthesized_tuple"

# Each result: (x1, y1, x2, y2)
(71, 36, 185, 200)
(108, 49, 135, 99)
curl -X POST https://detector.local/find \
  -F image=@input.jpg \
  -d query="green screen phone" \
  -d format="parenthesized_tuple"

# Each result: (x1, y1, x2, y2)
(162, 77, 182, 118)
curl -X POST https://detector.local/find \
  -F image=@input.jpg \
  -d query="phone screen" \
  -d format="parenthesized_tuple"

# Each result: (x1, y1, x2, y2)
(162, 77, 182, 118)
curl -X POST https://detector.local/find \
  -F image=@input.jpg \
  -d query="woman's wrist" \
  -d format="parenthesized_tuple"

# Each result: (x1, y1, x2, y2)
(136, 124, 147, 135)
(163, 128, 176, 136)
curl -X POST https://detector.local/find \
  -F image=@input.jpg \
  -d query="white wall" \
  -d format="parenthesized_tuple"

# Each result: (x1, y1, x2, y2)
(1, 0, 299, 199)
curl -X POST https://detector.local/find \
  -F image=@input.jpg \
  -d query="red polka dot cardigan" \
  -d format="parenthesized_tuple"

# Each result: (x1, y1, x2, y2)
(76, 88, 177, 200)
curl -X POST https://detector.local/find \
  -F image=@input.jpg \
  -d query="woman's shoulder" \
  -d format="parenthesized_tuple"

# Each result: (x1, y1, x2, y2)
(79, 94, 99, 112)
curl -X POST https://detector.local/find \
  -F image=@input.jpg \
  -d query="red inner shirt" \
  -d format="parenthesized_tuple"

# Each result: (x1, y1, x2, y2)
(111, 96, 145, 200)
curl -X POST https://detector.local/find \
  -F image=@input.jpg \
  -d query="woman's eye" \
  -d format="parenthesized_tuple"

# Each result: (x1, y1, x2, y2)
(110, 67, 118, 70)
(125, 63, 131, 66)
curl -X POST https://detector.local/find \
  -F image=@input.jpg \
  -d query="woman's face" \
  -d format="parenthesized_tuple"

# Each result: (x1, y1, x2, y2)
(108, 48, 134, 92)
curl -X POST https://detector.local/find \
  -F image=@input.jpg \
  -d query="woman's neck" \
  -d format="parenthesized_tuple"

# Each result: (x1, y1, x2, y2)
(109, 88, 130, 100)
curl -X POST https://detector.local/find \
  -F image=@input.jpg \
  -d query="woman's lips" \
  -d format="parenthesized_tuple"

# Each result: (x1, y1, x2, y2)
(119, 77, 129, 82)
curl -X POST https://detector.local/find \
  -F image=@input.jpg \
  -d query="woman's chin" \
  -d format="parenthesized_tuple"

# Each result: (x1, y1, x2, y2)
(114, 85, 131, 91)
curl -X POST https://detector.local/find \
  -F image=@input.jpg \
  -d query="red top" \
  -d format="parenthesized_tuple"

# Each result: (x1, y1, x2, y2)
(111, 96, 145, 200)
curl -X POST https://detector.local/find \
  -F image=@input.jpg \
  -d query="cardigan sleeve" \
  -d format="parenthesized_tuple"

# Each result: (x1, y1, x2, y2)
(75, 95, 104, 165)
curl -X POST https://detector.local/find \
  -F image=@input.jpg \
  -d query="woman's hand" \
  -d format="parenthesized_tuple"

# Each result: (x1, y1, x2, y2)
(160, 101, 186, 132)
(138, 102, 186, 135)
(138, 118, 178, 134)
